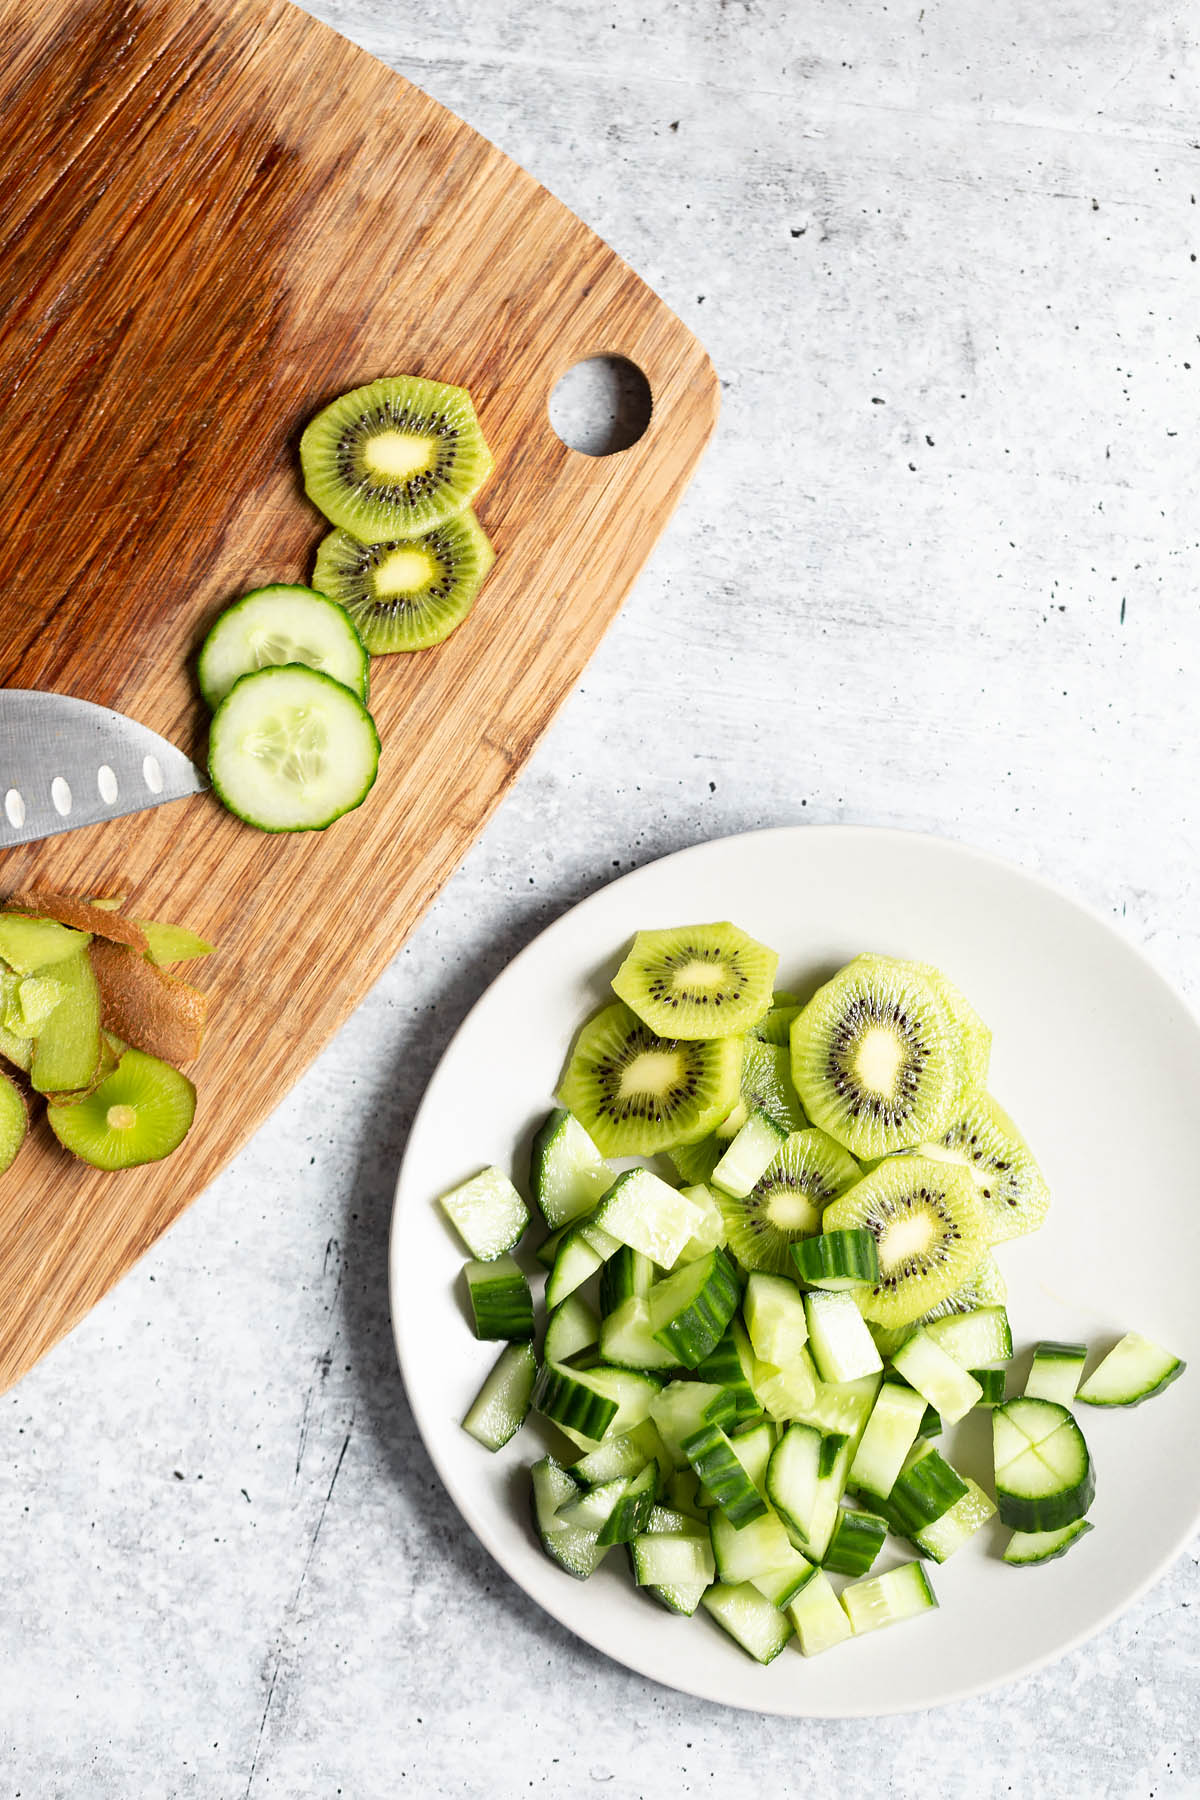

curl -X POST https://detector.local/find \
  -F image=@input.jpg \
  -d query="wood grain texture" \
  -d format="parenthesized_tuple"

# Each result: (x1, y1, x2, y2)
(0, 0, 718, 1390)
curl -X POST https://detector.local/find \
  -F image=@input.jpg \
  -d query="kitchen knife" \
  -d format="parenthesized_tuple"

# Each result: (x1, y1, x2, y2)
(0, 690, 206, 847)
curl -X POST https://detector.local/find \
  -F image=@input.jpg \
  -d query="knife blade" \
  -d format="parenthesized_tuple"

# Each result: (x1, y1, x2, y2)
(0, 690, 206, 847)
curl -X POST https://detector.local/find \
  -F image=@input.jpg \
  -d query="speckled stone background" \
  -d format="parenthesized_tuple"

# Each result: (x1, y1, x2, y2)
(4, 2, 1198, 1794)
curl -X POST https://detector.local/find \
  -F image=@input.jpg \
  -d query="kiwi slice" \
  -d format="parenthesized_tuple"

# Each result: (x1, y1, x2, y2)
(749, 992, 804, 1047)
(915, 1092, 1050, 1244)
(313, 511, 495, 654)
(611, 923, 778, 1040)
(0, 1071, 27, 1174)
(47, 1047, 196, 1170)
(557, 1001, 742, 1157)
(868, 1255, 1007, 1358)
(790, 959, 963, 1160)
(821, 1155, 988, 1328)
(668, 1134, 723, 1186)
(300, 375, 493, 541)
(718, 1127, 861, 1275)
(853, 955, 990, 1098)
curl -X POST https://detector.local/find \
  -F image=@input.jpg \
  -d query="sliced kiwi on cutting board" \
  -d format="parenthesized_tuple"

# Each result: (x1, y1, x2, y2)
(301, 374, 494, 541)
(717, 1126, 861, 1275)
(612, 922, 778, 1040)
(313, 510, 495, 654)
(557, 1000, 743, 1158)
(47, 1047, 195, 1170)
(790, 958, 964, 1160)
(822, 1153, 987, 1328)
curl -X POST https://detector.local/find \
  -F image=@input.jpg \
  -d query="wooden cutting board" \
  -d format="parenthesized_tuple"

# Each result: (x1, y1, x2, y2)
(0, 0, 718, 1389)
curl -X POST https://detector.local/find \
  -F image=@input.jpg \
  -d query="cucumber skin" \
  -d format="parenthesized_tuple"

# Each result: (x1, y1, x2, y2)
(1003, 1519, 1094, 1566)
(208, 665, 381, 833)
(995, 1466, 1095, 1534)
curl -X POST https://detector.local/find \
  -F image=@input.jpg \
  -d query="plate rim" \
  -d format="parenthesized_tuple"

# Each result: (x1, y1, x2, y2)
(389, 823, 1199, 1715)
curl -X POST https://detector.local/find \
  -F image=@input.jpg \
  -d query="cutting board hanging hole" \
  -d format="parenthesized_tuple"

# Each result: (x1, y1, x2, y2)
(549, 355, 653, 456)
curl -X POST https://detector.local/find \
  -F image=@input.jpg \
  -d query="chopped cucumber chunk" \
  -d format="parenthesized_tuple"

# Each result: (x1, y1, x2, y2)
(701, 1582, 794, 1663)
(913, 1476, 995, 1562)
(841, 1561, 937, 1636)
(440, 1166, 529, 1260)
(464, 1256, 534, 1341)
(543, 1294, 600, 1366)
(600, 1296, 681, 1371)
(848, 1380, 927, 1498)
(712, 1111, 788, 1198)
(530, 1108, 614, 1228)
(630, 1530, 716, 1591)
(1003, 1519, 1094, 1566)
(804, 1290, 884, 1385)
(1076, 1332, 1186, 1407)
(462, 1342, 537, 1450)
(891, 1328, 982, 1424)
(591, 1168, 705, 1267)
(648, 1248, 740, 1369)
(530, 1457, 607, 1579)
(925, 1305, 1013, 1367)
(743, 1271, 809, 1366)
(791, 1228, 879, 1290)
(787, 1569, 852, 1656)
(1024, 1340, 1087, 1406)
(822, 1504, 888, 1577)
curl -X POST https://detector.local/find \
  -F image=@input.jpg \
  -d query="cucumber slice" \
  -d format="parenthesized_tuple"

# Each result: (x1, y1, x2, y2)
(596, 1462, 659, 1545)
(791, 1228, 880, 1290)
(647, 1248, 740, 1368)
(440, 1166, 529, 1260)
(875, 1441, 969, 1537)
(682, 1422, 768, 1526)
(743, 1271, 809, 1366)
(649, 1381, 739, 1467)
(600, 1296, 681, 1371)
(787, 1568, 853, 1655)
(544, 1226, 606, 1310)
(695, 1320, 765, 1423)
(197, 585, 369, 709)
(630, 1530, 716, 1590)
(700, 1582, 794, 1663)
(747, 1345, 820, 1422)
(727, 1417, 777, 1494)
(751, 1558, 817, 1609)
(590, 1168, 705, 1268)
(529, 1108, 614, 1228)
(462, 1342, 537, 1450)
(821, 1505, 888, 1577)
(712, 1111, 789, 1198)
(925, 1305, 1013, 1367)
(1076, 1332, 1187, 1407)
(765, 1424, 851, 1560)
(571, 1420, 664, 1487)
(207, 664, 380, 832)
(804, 1290, 884, 1384)
(674, 1183, 729, 1262)
(598, 1244, 655, 1316)
(530, 1457, 607, 1579)
(710, 1506, 808, 1586)
(841, 1562, 938, 1636)
(891, 1328, 982, 1424)
(533, 1364, 618, 1439)
(970, 1368, 1006, 1406)
(464, 1256, 534, 1342)
(1002, 1519, 1094, 1566)
(992, 1397, 1095, 1531)
(848, 1379, 928, 1498)
(644, 1501, 709, 1537)
(912, 1476, 995, 1562)
(543, 1294, 600, 1366)
(793, 1371, 881, 1449)
(1024, 1341, 1087, 1405)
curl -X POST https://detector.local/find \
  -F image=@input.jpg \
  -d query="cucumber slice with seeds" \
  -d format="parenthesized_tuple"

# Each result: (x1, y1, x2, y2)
(462, 1342, 537, 1450)
(1025, 1341, 1087, 1405)
(197, 585, 369, 709)
(208, 664, 380, 832)
(992, 1397, 1094, 1531)
(841, 1562, 938, 1636)
(440, 1166, 529, 1260)
(529, 1108, 614, 1228)
(1076, 1332, 1186, 1407)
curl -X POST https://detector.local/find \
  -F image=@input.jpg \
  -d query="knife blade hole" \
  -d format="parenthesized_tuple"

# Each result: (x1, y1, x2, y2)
(97, 765, 118, 804)
(142, 755, 163, 794)
(549, 355, 652, 456)
(51, 777, 71, 816)
(4, 790, 24, 829)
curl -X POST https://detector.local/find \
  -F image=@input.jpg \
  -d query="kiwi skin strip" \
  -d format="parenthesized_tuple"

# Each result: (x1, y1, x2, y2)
(4, 892, 148, 952)
(89, 940, 206, 1065)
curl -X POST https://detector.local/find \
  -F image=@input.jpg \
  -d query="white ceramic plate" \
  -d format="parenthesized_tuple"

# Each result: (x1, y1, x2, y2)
(389, 826, 1200, 1715)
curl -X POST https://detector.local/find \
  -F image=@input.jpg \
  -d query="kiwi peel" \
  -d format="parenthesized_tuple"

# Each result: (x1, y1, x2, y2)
(558, 1000, 743, 1158)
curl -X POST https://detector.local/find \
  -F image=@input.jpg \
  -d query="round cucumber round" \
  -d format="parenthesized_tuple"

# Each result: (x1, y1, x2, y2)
(197, 586, 369, 710)
(207, 664, 380, 832)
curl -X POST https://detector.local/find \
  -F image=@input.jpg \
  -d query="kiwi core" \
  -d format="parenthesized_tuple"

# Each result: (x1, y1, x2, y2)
(877, 1210, 938, 1269)
(672, 959, 728, 993)
(765, 1189, 822, 1232)
(374, 548, 438, 596)
(853, 1027, 906, 1096)
(106, 1104, 138, 1131)
(363, 430, 436, 481)
(618, 1049, 683, 1098)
